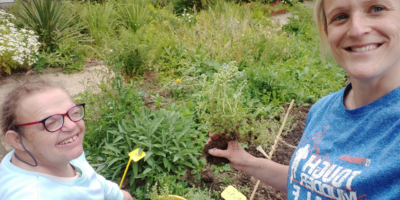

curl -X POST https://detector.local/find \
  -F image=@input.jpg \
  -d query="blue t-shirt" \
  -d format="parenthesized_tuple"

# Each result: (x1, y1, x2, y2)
(0, 150, 123, 200)
(287, 84, 400, 199)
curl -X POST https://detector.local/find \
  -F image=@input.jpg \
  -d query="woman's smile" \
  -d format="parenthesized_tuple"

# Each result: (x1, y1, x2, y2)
(344, 43, 382, 52)
(57, 133, 80, 146)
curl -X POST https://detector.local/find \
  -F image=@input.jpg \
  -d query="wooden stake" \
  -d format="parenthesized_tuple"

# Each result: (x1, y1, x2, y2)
(249, 99, 295, 200)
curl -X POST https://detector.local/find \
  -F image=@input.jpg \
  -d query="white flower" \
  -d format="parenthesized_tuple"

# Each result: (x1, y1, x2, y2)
(110, 49, 113, 52)
(0, 10, 40, 69)
(189, 20, 191, 23)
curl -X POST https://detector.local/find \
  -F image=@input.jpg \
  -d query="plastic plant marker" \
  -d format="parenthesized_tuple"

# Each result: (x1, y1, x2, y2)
(119, 157, 132, 188)
(221, 185, 247, 200)
(119, 148, 147, 188)
(129, 148, 146, 162)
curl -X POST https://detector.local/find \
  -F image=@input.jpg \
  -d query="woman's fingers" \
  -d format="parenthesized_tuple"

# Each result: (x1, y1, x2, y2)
(208, 148, 227, 157)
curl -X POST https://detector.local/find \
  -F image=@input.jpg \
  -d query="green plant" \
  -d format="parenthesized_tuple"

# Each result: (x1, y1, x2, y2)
(194, 62, 248, 138)
(219, 173, 234, 185)
(149, 174, 193, 199)
(191, 157, 206, 183)
(0, 10, 41, 74)
(78, 77, 145, 149)
(83, 87, 207, 191)
(211, 163, 232, 176)
(13, 0, 82, 51)
(84, 0, 118, 45)
(282, 3, 315, 42)
(184, 187, 215, 200)
(118, 0, 153, 33)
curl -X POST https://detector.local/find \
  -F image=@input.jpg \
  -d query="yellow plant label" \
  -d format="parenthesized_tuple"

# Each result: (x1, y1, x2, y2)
(129, 148, 146, 162)
(221, 185, 247, 200)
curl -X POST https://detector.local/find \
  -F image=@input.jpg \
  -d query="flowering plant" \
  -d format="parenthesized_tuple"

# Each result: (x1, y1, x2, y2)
(0, 10, 41, 74)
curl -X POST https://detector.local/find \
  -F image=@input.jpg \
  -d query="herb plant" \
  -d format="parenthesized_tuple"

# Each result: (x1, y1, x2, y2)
(195, 61, 248, 138)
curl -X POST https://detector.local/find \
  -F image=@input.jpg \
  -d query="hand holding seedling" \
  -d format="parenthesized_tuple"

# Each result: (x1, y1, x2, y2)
(207, 134, 253, 171)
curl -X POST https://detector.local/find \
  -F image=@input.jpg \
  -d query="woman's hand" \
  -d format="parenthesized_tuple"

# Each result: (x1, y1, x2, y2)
(121, 190, 133, 200)
(207, 133, 289, 192)
(207, 134, 255, 171)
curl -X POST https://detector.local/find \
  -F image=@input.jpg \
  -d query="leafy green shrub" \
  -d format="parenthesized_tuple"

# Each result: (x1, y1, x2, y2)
(94, 108, 204, 191)
(246, 57, 345, 104)
(13, 0, 83, 51)
(282, 3, 315, 41)
(0, 10, 41, 74)
(32, 39, 92, 73)
(80, 79, 206, 192)
(118, 0, 153, 33)
(80, 77, 145, 149)
(82, 0, 119, 45)
(194, 62, 249, 138)
(104, 36, 148, 77)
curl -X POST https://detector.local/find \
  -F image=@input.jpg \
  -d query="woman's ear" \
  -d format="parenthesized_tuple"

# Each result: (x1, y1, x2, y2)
(5, 130, 24, 151)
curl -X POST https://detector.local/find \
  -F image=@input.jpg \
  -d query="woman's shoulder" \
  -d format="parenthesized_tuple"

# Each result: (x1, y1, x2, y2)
(0, 158, 40, 199)
(69, 151, 96, 173)
(309, 88, 346, 114)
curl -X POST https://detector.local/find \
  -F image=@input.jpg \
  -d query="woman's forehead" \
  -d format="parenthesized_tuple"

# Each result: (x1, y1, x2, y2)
(324, 0, 397, 11)
(17, 88, 74, 121)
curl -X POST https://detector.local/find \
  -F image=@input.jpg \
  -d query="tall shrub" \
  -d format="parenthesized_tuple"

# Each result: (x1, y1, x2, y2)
(14, 0, 81, 51)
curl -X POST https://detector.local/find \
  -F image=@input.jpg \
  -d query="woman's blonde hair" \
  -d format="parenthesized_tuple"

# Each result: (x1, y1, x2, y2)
(314, 0, 331, 59)
(0, 80, 66, 135)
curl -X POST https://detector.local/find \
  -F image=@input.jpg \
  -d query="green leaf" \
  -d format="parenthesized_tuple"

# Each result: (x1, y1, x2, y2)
(131, 161, 138, 176)
(107, 157, 124, 167)
(173, 154, 179, 162)
(152, 149, 166, 157)
(180, 161, 194, 168)
(146, 157, 155, 167)
(189, 154, 199, 166)
(142, 168, 152, 175)
(104, 143, 121, 155)
(144, 151, 153, 161)
(163, 158, 172, 172)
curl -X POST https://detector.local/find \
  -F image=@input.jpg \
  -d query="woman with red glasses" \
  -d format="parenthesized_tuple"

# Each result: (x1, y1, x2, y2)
(0, 81, 132, 200)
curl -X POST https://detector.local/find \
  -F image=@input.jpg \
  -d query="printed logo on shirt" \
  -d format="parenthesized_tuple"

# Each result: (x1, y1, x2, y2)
(289, 125, 368, 200)
(338, 155, 371, 167)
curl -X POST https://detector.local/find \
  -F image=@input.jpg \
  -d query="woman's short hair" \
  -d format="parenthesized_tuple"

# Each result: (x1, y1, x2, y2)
(314, 0, 330, 59)
(0, 80, 66, 135)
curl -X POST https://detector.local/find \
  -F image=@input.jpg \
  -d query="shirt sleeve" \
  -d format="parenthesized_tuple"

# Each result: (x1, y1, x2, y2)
(74, 152, 124, 200)
(95, 173, 124, 200)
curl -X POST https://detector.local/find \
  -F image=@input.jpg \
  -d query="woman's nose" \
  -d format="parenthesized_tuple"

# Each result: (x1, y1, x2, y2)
(347, 13, 371, 38)
(60, 115, 77, 131)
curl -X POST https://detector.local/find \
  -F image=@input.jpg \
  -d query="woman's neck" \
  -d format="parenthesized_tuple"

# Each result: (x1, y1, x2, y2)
(344, 73, 400, 109)
(11, 150, 75, 177)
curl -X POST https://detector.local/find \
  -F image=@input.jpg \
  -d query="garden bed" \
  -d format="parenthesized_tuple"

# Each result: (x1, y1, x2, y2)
(167, 105, 309, 200)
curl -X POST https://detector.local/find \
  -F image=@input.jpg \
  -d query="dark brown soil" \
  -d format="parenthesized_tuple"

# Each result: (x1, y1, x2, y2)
(190, 105, 311, 200)
(203, 137, 230, 166)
